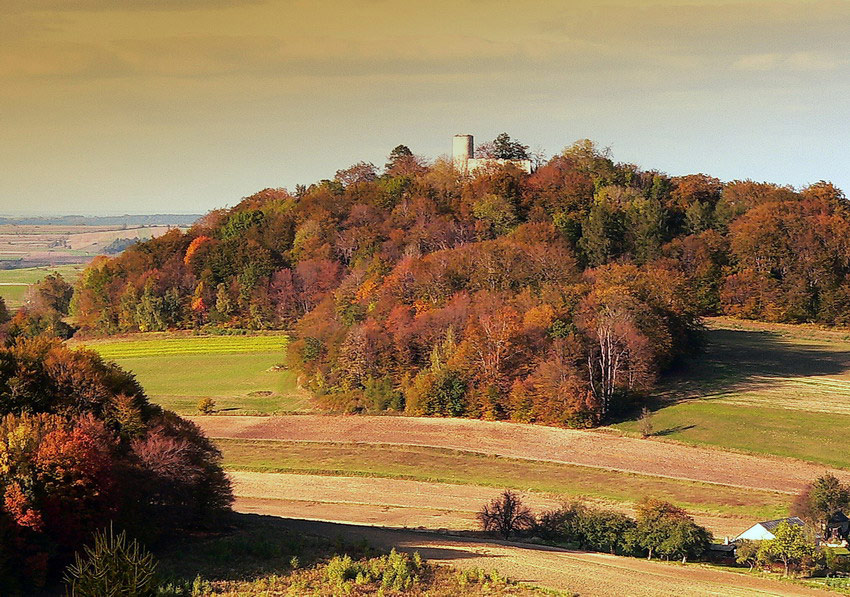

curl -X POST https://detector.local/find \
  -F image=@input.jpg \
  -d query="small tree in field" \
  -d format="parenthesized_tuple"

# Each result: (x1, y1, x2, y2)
(638, 406, 653, 437)
(478, 490, 534, 539)
(197, 397, 216, 414)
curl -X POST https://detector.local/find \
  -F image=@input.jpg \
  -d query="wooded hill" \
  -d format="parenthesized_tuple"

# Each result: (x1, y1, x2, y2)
(70, 138, 850, 425)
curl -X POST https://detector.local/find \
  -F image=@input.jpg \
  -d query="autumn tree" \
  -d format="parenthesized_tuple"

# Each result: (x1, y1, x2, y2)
(634, 498, 711, 562)
(758, 520, 816, 576)
(28, 273, 74, 315)
(65, 135, 850, 433)
(791, 473, 850, 530)
(577, 282, 652, 417)
(0, 338, 232, 587)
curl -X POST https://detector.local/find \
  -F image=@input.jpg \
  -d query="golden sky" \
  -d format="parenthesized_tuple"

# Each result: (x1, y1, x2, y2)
(2, 0, 849, 214)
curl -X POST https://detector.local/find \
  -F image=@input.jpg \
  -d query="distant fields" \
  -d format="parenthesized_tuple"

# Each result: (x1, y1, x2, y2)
(0, 263, 85, 308)
(615, 317, 850, 468)
(80, 334, 311, 415)
(217, 439, 787, 521)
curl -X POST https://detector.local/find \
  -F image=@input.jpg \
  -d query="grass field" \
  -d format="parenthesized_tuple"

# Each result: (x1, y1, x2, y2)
(615, 317, 850, 468)
(0, 263, 85, 308)
(80, 334, 311, 415)
(218, 439, 788, 521)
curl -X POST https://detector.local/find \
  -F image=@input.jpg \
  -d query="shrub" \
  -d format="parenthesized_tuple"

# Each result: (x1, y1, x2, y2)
(324, 549, 421, 591)
(478, 490, 534, 539)
(63, 525, 158, 597)
(325, 553, 361, 586)
(580, 509, 638, 555)
(535, 502, 638, 555)
(535, 502, 587, 543)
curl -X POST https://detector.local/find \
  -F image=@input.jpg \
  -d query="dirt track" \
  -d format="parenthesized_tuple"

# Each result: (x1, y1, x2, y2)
(230, 472, 753, 538)
(193, 414, 846, 493)
(263, 516, 831, 597)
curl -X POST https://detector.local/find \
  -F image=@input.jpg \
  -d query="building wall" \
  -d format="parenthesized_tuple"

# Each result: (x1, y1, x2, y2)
(453, 134, 473, 166)
(467, 157, 533, 174)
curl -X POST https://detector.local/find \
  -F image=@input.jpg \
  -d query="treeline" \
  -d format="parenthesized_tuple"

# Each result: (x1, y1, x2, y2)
(479, 491, 712, 563)
(70, 137, 850, 424)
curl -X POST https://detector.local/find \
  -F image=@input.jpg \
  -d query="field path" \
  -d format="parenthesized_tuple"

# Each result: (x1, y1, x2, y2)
(260, 516, 831, 596)
(193, 415, 848, 493)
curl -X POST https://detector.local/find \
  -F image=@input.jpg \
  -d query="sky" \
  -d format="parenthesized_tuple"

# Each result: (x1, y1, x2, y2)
(2, 0, 849, 215)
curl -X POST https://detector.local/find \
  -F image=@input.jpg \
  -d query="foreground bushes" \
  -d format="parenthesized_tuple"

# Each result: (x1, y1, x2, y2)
(0, 337, 232, 592)
(209, 550, 524, 596)
(64, 526, 158, 597)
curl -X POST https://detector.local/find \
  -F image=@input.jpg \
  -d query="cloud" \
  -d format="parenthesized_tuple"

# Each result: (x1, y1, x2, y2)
(0, 33, 636, 81)
(539, 1, 850, 63)
(734, 51, 846, 72)
(0, 0, 266, 13)
(733, 53, 780, 71)
(787, 51, 845, 72)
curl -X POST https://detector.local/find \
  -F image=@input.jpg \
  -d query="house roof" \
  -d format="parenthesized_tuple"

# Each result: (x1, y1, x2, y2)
(759, 517, 805, 534)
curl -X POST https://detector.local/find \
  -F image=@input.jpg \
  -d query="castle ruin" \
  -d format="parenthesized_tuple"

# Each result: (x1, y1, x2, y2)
(452, 134, 533, 175)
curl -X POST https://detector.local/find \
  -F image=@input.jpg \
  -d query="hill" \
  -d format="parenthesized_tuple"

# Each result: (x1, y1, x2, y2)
(70, 136, 850, 428)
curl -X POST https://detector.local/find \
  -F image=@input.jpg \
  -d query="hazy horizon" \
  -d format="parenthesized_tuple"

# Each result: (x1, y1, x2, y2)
(0, 210, 203, 217)
(3, 0, 849, 215)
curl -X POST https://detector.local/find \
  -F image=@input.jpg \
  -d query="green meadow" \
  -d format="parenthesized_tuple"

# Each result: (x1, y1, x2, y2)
(616, 318, 850, 468)
(81, 334, 311, 415)
(0, 263, 85, 308)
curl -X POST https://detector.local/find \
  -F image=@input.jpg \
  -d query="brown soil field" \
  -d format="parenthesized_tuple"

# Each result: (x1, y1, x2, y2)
(230, 471, 753, 538)
(192, 415, 847, 493)
(266, 517, 832, 596)
(65, 226, 173, 251)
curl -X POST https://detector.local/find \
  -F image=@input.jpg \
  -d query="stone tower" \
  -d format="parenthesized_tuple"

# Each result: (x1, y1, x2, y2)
(452, 134, 474, 168)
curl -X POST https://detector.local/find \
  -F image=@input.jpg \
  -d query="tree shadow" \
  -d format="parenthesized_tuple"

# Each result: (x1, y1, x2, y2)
(154, 512, 374, 583)
(155, 512, 621, 590)
(652, 424, 696, 436)
(154, 513, 491, 585)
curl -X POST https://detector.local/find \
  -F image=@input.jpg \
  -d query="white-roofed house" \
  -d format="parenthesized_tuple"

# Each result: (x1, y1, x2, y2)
(735, 517, 806, 542)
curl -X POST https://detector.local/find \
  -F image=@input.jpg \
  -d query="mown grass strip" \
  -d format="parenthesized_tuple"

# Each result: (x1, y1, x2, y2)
(83, 335, 289, 359)
(217, 439, 788, 520)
